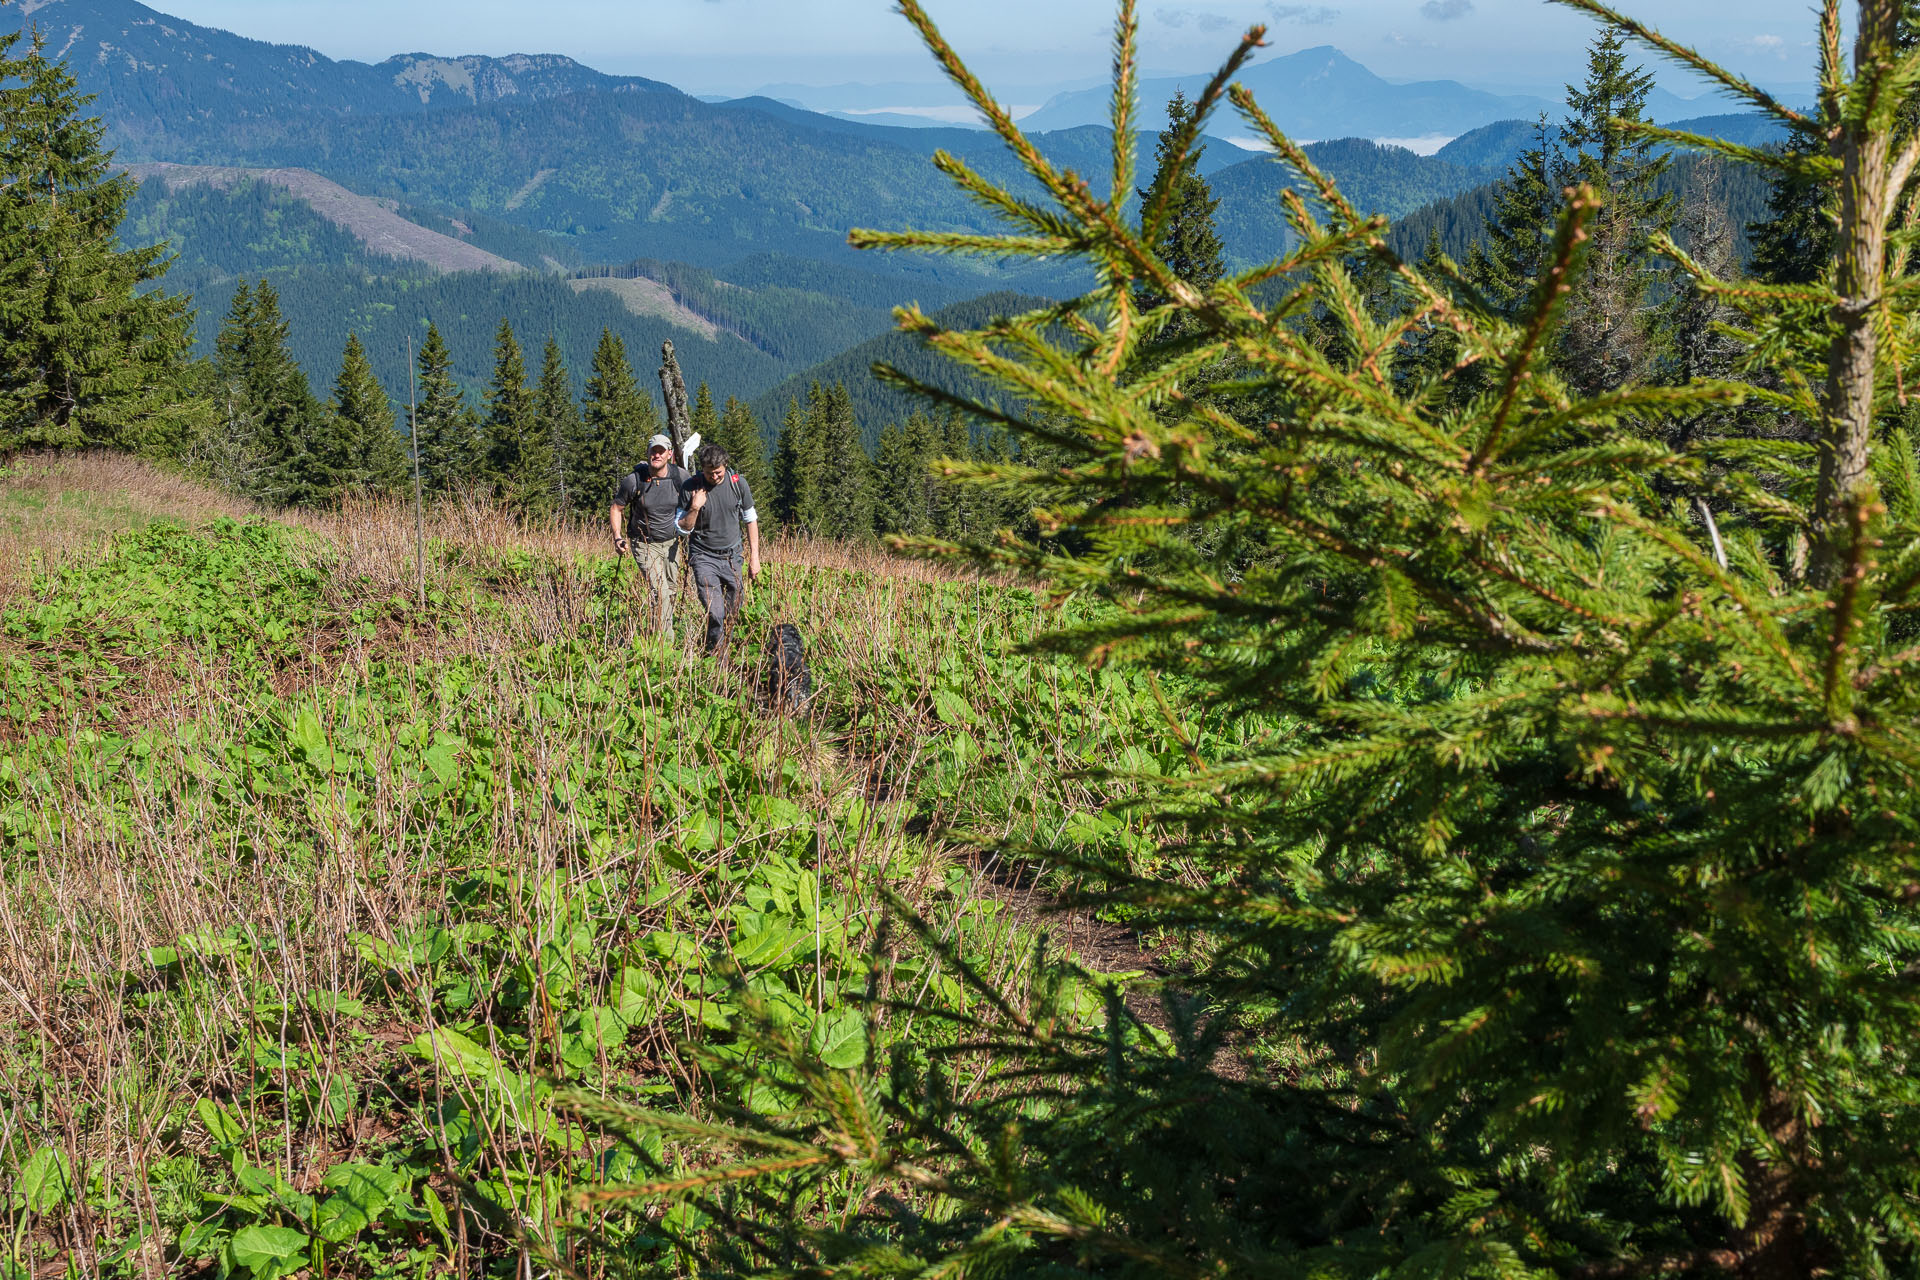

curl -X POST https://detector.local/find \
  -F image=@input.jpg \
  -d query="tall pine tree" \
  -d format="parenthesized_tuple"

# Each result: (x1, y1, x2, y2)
(1471, 116, 1559, 316)
(1134, 89, 1224, 339)
(211, 279, 325, 506)
(0, 27, 202, 456)
(326, 332, 407, 498)
(717, 395, 770, 498)
(773, 391, 826, 534)
(932, 407, 976, 538)
(483, 318, 552, 514)
(689, 381, 719, 454)
(410, 323, 472, 497)
(529, 335, 573, 517)
(814, 383, 872, 540)
(871, 413, 936, 538)
(1554, 25, 1671, 395)
(578, 328, 655, 512)
(1471, 30, 1672, 396)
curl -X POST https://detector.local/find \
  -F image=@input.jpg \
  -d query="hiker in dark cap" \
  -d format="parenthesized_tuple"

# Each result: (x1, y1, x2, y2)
(610, 433, 690, 641)
(676, 441, 761, 659)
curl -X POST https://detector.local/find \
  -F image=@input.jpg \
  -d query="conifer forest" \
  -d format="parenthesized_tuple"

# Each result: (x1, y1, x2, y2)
(6, 0, 1920, 1277)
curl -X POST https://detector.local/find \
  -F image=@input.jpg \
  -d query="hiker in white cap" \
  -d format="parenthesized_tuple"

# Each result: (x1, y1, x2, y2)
(610, 434, 691, 641)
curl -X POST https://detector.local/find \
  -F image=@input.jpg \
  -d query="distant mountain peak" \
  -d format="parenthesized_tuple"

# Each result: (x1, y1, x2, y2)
(1024, 46, 1549, 140)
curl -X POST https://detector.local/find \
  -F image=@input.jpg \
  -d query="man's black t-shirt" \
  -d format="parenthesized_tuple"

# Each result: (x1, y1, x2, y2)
(682, 471, 758, 558)
(613, 464, 689, 541)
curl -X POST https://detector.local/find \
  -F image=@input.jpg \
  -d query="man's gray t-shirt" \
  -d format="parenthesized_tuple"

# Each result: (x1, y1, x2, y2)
(682, 471, 757, 558)
(613, 464, 689, 541)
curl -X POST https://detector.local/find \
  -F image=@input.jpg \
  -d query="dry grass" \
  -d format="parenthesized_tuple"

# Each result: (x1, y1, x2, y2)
(0, 451, 254, 601)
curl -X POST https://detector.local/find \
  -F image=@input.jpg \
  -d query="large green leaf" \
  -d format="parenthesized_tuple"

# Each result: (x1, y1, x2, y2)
(932, 685, 975, 726)
(313, 1163, 405, 1244)
(421, 741, 460, 787)
(227, 1223, 309, 1271)
(734, 922, 808, 969)
(612, 966, 655, 1022)
(409, 1026, 498, 1078)
(14, 1145, 73, 1213)
(290, 708, 328, 767)
(195, 1097, 246, 1148)
(810, 1008, 866, 1070)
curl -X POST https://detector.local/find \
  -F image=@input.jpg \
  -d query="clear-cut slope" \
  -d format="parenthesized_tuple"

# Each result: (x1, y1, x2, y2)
(125, 163, 524, 275)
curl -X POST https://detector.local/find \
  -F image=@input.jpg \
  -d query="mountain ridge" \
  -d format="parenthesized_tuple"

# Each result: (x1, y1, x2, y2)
(0, 0, 679, 153)
(1023, 46, 1559, 138)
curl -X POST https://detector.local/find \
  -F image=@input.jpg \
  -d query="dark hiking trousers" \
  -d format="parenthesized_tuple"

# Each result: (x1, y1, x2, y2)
(690, 548, 742, 658)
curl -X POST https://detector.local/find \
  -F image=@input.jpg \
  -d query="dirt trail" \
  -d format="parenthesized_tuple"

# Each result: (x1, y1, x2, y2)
(960, 849, 1250, 1080)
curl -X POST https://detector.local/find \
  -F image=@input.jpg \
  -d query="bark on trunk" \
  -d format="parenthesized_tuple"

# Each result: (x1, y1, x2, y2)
(658, 340, 690, 464)
(1811, 0, 1897, 587)
(1732, 1076, 1812, 1280)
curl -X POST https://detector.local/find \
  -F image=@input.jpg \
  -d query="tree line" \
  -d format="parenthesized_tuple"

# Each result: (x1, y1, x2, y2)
(197, 273, 1019, 540)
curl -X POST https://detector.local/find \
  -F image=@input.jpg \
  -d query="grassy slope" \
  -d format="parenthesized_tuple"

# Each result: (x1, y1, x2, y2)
(0, 455, 1214, 1277)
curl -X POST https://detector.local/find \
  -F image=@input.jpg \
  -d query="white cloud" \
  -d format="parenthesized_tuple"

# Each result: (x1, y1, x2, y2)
(1420, 0, 1473, 21)
(1740, 33, 1789, 58)
(1267, 3, 1341, 24)
(1155, 7, 1239, 29)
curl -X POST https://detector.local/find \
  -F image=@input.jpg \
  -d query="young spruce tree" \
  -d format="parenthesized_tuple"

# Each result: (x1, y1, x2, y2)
(1133, 88, 1224, 340)
(773, 391, 826, 534)
(689, 381, 719, 454)
(482, 318, 539, 506)
(211, 279, 325, 506)
(813, 381, 871, 539)
(1555, 25, 1671, 395)
(578, 328, 654, 511)
(717, 395, 770, 499)
(567, 2, 1920, 1276)
(529, 335, 573, 517)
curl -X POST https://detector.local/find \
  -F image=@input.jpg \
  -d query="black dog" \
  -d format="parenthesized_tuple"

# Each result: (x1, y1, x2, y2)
(761, 623, 813, 712)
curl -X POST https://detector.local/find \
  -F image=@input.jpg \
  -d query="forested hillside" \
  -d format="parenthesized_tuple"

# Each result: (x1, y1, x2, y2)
(749, 292, 1049, 447)
(1389, 148, 1776, 264)
(120, 178, 794, 403)
(570, 258, 977, 371)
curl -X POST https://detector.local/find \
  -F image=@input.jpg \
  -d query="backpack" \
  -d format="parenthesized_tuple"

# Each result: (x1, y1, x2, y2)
(761, 623, 813, 713)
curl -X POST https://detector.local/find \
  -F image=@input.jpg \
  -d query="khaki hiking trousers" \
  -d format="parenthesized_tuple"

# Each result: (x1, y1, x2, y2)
(629, 538, 679, 641)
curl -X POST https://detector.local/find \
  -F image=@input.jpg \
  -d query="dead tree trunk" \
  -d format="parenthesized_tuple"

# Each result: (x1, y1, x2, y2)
(658, 340, 691, 464)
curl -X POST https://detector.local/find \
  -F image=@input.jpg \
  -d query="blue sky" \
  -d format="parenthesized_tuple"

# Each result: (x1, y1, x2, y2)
(139, 0, 1819, 101)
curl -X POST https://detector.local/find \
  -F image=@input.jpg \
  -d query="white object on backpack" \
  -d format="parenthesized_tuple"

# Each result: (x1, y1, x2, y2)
(681, 431, 701, 470)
